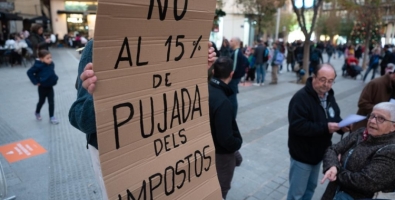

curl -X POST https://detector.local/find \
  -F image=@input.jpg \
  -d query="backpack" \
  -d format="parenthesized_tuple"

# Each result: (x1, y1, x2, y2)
(273, 51, 284, 65)
(263, 48, 269, 62)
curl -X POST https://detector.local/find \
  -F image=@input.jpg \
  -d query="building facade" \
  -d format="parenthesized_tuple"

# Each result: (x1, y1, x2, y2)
(50, 0, 96, 39)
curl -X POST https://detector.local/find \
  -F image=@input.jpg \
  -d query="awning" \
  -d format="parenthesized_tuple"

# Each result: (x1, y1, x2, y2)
(0, 12, 22, 20)
(57, 10, 96, 15)
(28, 16, 50, 23)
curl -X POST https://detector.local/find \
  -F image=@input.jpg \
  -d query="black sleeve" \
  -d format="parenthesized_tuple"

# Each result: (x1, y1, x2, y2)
(214, 101, 242, 152)
(323, 131, 360, 173)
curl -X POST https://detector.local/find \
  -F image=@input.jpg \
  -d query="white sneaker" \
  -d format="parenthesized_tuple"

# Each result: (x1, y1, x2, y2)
(50, 117, 59, 125)
(253, 83, 260, 86)
(260, 83, 265, 86)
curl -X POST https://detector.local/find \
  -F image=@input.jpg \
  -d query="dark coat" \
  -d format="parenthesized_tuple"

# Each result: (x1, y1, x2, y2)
(27, 60, 58, 87)
(322, 128, 395, 200)
(219, 46, 232, 58)
(288, 77, 343, 165)
(353, 74, 395, 131)
(381, 50, 395, 68)
(286, 46, 295, 63)
(208, 78, 243, 154)
(29, 33, 48, 57)
(230, 48, 249, 79)
(254, 44, 266, 64)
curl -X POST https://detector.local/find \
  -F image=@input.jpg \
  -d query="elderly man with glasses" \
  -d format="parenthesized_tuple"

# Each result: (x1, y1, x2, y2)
(287, 64, 349, 200)
(353, 63, 395, 132)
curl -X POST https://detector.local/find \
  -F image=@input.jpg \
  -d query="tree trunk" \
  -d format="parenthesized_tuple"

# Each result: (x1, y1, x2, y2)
(329, 35, 334, 44)
(362, 26, 372, 70)
(301, 40, 311, 83)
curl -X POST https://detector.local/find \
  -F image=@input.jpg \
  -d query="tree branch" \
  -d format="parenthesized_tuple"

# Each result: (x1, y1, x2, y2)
(309, 0, 323, 35)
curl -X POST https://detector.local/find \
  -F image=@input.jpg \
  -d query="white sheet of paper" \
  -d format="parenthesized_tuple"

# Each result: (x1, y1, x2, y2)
(390, 99, 395, 103)
(338, 114, 367, 128)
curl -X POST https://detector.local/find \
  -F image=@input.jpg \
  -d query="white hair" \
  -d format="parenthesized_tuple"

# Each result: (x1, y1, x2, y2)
(373, 102, 395, 121)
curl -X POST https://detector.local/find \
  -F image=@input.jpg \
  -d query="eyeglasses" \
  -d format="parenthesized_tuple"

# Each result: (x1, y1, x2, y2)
(367, 113, 395, 124)
(316, 77, 335, 85)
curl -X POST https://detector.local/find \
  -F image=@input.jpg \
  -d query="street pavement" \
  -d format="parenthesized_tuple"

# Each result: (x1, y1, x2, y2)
(0, 48, 367, 200)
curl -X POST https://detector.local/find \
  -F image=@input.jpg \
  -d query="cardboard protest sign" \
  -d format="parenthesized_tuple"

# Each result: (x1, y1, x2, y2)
(92, 0, 221, 199)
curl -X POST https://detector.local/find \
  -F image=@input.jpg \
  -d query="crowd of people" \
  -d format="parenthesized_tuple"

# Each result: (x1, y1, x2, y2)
(65, 34, 395, 200)
(205, 37, 395, 200)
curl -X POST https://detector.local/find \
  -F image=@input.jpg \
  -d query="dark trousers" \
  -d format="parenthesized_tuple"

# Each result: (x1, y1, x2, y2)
(36, 86, 55, 117)
(363, 63, 379, 81)
(216, 153, 237, 199)
(381, 65, 387, 76)
(10, 51, 22, 65)
(309, 61, 320, 76)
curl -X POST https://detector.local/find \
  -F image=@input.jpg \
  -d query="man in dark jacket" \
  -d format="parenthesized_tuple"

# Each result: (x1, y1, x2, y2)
(209, 57, 243, 199)
(254, 40, 268, 86)
(287, 64, 347, 200)
(353, 65, 395, 131)
(380, 45, 395, 76)
(229, 37, 249, 117)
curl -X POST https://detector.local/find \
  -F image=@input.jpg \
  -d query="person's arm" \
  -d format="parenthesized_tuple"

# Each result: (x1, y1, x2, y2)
(288, 96, 330, 137)
(214, 101, 242, 152)
(323, 131, 359, 173)
(68, 40, 97, 135)
(26, 64, 40, 85)
(357, 82, 378, 115)
(337, 146, 395, 193)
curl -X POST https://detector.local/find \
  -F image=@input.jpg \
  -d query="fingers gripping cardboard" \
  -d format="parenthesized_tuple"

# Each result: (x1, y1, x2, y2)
(92, 0, 221, 199)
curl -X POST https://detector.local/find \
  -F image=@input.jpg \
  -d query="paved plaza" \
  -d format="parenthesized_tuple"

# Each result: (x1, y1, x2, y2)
(0, 48, 367, 200)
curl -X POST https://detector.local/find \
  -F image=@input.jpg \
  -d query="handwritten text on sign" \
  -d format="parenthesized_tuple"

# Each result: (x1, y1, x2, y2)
(93, 0, 221, 199)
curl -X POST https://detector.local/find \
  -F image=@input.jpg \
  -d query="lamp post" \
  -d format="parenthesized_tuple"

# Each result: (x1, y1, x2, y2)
(275, 8, 281, 41)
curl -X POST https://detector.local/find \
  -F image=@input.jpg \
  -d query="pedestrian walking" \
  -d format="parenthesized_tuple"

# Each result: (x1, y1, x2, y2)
(228, 37, 249, 116)
(220, 38, 232, 58)
(269, 43, 283, 84)
(27, 50, 59, 124)
(325, 43, 334, 63)
(28, 24, 50, 58)
(253, 40, 268, 86)
(286, 43, 295, 72)
(363, 48, 381, 82)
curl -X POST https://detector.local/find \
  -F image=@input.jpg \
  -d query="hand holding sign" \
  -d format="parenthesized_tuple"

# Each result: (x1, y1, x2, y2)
(80, 63, 96, 94)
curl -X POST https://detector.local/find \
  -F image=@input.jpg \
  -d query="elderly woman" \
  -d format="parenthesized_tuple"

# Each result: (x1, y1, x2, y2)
(321, 102, 395, 200)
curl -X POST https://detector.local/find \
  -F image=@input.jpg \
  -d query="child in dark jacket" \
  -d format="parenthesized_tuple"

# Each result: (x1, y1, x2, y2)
(27, 50, 59, 124)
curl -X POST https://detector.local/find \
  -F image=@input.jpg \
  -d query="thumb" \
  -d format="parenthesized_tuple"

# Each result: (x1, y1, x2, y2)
(208, 42, 212, 49)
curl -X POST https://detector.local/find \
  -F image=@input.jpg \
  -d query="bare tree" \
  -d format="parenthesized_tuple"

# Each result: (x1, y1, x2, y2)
(337, 0, 394, 69)
(236, 0, 284, 40)
(291, 0, 324, 82)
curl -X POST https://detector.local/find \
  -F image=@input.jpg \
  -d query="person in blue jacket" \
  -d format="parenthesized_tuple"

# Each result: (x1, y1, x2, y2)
(27, 49, 59, 124)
